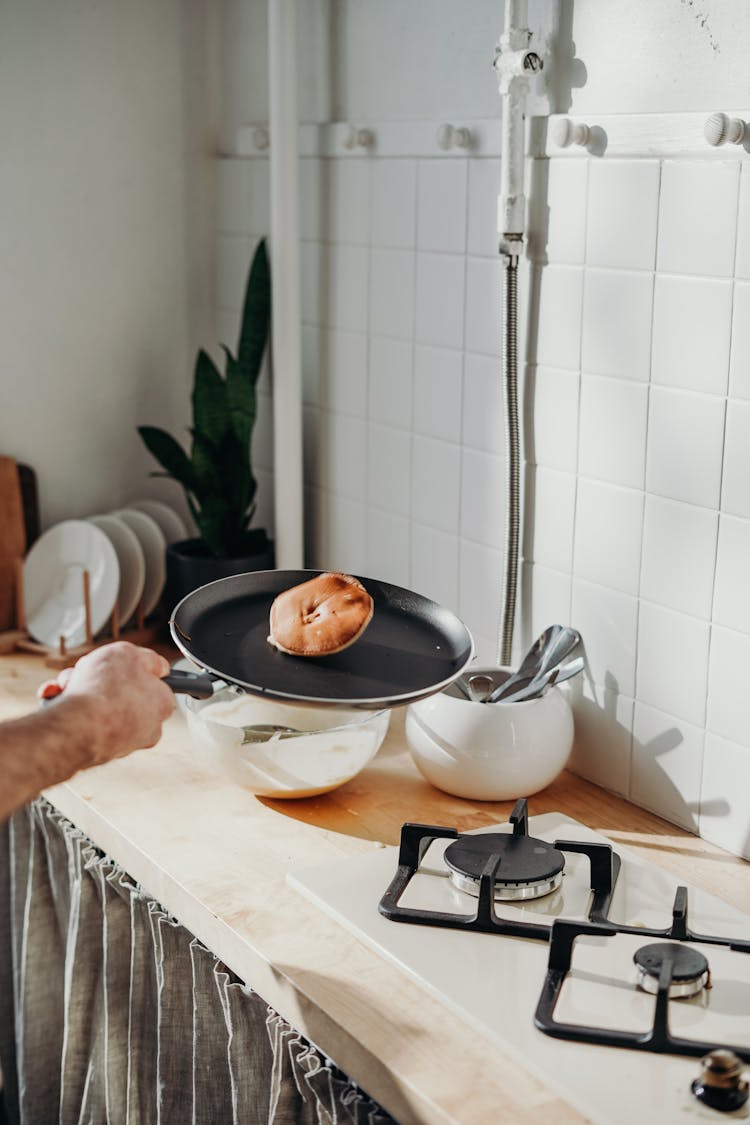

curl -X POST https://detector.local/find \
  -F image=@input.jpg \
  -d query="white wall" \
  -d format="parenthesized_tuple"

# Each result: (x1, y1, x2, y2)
(567, 0, 750, 115)
(218, 0, 331, 145)
(217, 0, 750, 860)
(0, 0, 219, 530)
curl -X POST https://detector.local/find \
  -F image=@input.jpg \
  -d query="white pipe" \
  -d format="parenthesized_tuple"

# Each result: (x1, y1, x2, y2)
(494, 0, 539, 664)
(499, 80, 527, 240)
(495, 0, 538, 250)
(506, 0, 528, 25)
(269, 0, 304, 569)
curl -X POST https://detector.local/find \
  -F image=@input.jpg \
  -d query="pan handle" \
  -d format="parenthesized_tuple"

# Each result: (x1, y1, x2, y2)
(40, 670, 219, 710)
(162, 670, 218, 699)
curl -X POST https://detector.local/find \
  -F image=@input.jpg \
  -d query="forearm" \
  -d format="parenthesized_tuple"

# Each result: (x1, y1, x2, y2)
(0, 698, 105, 823)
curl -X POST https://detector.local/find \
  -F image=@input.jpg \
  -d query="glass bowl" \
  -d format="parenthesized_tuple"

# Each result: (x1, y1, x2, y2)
(182, 687, 391, 799)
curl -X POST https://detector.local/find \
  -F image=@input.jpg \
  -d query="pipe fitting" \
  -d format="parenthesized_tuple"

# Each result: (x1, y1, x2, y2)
(494, 38, 542, 92)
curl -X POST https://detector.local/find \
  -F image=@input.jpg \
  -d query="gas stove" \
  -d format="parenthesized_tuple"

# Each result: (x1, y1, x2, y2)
(288, 800, 750, 1124)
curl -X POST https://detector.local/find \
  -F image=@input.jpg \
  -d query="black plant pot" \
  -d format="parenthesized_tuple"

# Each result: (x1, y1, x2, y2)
(164, 536, 275, 616)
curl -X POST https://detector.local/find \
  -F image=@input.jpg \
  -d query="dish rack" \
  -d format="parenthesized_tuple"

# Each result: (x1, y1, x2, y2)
(0, 558, 161, 668)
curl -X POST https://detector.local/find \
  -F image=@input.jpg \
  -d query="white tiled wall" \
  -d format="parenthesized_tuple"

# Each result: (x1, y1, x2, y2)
(216, 144, 750, 862)
(295, 151, 512, 667)
(529, 154, 750, 860)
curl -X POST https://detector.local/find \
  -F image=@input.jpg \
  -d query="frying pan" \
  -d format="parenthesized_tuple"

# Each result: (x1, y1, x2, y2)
(166, 569, 474, 710)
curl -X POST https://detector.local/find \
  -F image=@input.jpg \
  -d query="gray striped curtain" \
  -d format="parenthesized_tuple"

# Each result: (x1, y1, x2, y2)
(0, 800, 394, 1125)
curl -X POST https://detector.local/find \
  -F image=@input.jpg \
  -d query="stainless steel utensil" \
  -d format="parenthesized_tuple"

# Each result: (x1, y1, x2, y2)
(534, 625, 582, 676)
(493, 655, 585, 704)
(465, 674, 495, 702)
(487, 626, 582, 704)
(452, 669, 507, 701)
(240, 723, 305, 743)
(478, 628, 559, 705)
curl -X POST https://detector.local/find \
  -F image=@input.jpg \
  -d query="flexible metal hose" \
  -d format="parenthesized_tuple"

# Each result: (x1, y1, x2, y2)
(498, 253, 520, 666)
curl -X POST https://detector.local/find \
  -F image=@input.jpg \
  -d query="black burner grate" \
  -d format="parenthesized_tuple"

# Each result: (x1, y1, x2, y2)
(596, 883, 750, 954)
(379, 798, 750, 1066)
(534, 919, 750, 1061)
(378, 799, 621, 941)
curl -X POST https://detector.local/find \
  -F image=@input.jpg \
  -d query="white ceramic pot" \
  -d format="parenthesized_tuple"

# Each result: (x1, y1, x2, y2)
(405, 666, 573, 801)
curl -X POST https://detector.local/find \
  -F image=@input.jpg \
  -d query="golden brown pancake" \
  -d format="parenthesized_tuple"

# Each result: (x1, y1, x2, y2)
(267, 572, 374, 656)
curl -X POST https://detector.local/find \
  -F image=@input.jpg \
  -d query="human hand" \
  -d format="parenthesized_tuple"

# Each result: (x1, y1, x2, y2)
(37, 642, 176, 766)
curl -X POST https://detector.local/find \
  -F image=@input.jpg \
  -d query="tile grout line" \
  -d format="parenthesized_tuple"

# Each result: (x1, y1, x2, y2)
(628, 159, 664, 808)
(407, 160, 420, 590)
(457, 156, 470, 628)
(701, 162, 745, 826)
(569, 156, 591, 636)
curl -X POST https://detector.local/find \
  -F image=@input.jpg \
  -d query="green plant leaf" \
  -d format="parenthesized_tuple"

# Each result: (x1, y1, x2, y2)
(218, 428, 252, 517)
(236, 238, 271, 385)
(221, 343, 237, 376)
(224, 345, 257, 455)
(194, 493, 229, 557)
(189, 428, 221, 500)
(192, 349, 228, 445)
(189, 428, 256, 554)
(186, 494, 202, 533)
(227, 241, 269, 457)
(137, 426, 197, 492)
(138, 240, 271, 557)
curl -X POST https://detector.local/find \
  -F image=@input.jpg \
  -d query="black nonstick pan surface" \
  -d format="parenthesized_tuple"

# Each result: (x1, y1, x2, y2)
(169, 569, 474, 709)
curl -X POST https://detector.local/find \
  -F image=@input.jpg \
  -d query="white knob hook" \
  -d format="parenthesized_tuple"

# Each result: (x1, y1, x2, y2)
(551, 118, 591, 149)
(436, 124, 473, 151)
(342, 125, 375, 151)
(252, 127, 270, 152)
(704, 112, 746, 146)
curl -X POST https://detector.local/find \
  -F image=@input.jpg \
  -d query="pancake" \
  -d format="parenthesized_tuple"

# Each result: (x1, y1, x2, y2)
(267, 572, 374, 657)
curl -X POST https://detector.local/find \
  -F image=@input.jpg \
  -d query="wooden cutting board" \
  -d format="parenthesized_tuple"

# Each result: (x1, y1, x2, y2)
(0, 456, 27, 630)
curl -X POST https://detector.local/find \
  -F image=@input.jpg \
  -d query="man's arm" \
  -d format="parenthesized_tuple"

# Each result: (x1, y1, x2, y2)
(0, 697, 111, 820)
(0, 642, 176, 823)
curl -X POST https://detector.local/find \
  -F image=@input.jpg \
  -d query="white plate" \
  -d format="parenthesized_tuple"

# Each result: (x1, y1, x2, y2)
(127, 498, 187, 545)
(112, 508, 166, 617)
(88, 513, 146, 627)
(24, 519, 120, 648)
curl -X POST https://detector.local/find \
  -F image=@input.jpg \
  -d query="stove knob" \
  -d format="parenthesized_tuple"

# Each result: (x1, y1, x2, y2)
(691, 1049, 749, 1113)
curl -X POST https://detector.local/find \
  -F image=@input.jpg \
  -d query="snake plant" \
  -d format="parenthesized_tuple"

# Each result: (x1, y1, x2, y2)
(138, 239, 271, 558)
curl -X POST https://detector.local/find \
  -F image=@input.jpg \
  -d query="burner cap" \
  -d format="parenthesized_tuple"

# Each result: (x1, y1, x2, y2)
(633, 942, 709, 998)
(444, 832, 565, 886)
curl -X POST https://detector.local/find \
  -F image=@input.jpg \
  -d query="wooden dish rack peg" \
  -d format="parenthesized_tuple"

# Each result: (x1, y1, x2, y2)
(0, 559, 162, 668)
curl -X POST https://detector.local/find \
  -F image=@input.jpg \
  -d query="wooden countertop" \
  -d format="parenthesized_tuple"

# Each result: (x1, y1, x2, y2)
(2, 652, 749, 1124)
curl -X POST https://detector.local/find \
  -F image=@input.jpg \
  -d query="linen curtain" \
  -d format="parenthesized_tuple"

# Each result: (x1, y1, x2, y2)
(0, 800, 394, 1125)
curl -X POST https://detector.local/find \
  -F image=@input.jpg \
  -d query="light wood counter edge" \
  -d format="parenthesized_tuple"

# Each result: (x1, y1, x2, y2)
(42, 748, 588, 1125)
(2, 651, 747, 1125)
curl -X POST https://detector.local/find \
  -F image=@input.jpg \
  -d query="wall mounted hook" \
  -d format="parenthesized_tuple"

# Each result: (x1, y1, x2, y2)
(551, 118, 591, 149)
(436, 124, 472, 151)
(251, 126, 270, 151)
(342, 125, 374, 151)
(704, 112, 747, 147)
